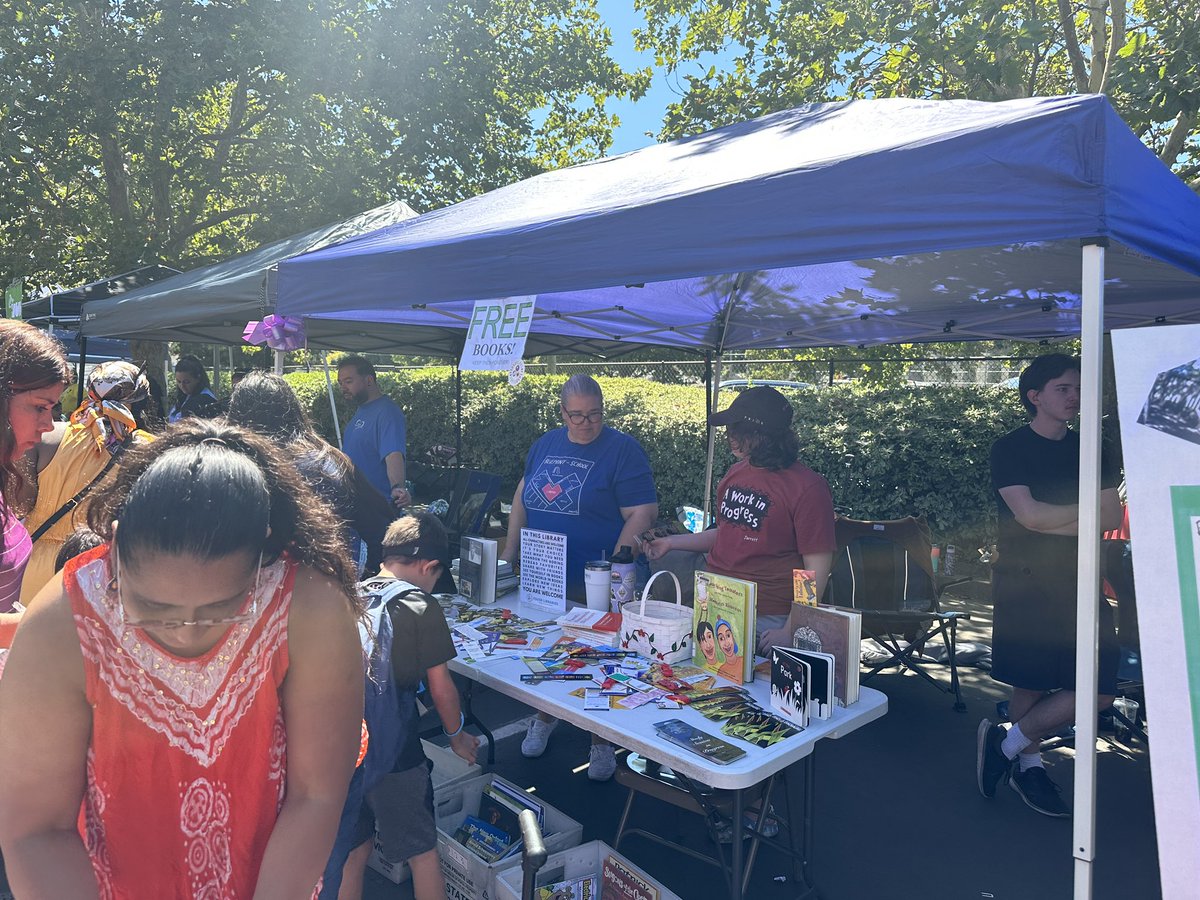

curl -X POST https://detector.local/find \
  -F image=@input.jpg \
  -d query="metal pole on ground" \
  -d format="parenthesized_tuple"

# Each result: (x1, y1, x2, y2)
(76, 336, 88, 407)
(455, 365, 462, 466)
(702, 354, 723, 525)
(1073, 240, 1106, 900)
(273, 350, 284, 375)
(321, 351, 342, 449)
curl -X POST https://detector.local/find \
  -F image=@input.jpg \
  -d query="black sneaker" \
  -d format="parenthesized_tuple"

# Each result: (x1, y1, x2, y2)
(1010, 766, 1070, 817)
(976, 718, 1011, 799)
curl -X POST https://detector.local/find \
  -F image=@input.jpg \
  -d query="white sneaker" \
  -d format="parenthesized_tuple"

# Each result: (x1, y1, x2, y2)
(521, 717, 557, 758)
(588, 743, 617, 781)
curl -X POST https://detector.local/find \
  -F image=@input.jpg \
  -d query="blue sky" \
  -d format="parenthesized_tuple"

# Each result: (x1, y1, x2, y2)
(599, 3, 736, 155)
(600, 3, 670, 155)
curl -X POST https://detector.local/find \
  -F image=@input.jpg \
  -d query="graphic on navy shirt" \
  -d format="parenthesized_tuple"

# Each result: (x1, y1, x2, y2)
(524, 455, 595, 516)
(718, 484, 772, 531)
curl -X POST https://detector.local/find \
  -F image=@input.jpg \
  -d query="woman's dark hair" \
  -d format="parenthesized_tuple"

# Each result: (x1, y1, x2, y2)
(172, 354, 210, 401)
(1018, 353, 1080, 416)
(133, 374, 166, 431)
(55, 528, 106, 573)
(726, 419, 799, 471)
(87, 420, 360, 606)
(226, 372, 311, 442)
(0, 321, 72, 505)
(226, 372, 358, 524)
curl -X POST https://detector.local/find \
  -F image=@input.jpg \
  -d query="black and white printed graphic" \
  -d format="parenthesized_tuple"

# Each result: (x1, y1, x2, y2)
(523, 455, 594, 516)
(718, 483, 772, 531)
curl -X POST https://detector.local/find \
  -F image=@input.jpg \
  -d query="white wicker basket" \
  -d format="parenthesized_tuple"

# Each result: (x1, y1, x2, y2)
(619, 570, 693, 664)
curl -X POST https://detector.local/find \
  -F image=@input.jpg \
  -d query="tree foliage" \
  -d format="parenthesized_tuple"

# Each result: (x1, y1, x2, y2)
(0, 0, 648, 291)
(634, 0, 1199, 186)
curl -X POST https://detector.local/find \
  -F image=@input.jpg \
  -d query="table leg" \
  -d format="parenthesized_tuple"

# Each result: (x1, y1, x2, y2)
(730, 787, 744, 900)
(460, 680, 495, 765)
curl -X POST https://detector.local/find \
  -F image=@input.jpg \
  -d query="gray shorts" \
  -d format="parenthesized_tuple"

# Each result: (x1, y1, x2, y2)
(359, 762, 438, 862)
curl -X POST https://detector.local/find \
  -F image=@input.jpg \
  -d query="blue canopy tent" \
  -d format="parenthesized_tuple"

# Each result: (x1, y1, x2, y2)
(276, 94, 1200, 897)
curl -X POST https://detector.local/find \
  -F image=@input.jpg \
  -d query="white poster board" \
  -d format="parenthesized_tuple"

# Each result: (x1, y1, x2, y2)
(518, 527, 567, 614)
(1112, 323, 1200, 900)
(458, 297, 535, 372)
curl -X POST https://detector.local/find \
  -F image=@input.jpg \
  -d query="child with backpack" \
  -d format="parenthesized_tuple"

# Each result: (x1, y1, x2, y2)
(325, 512, 479, 900)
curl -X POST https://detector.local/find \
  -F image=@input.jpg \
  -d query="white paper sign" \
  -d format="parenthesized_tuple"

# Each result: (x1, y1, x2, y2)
(518, 527, 567, 614)
(458, 297, 535, 372)
(1112, 323, 1200, 900)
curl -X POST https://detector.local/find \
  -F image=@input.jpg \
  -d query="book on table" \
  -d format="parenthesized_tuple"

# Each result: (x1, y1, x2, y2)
(458, 536, 498, 604)
(692, 571, 757, 683)
(652, 718, 747, 765)
(768, 647, 811, 728)
(786, 603, 862, 706)
(600, 853, 660, 900)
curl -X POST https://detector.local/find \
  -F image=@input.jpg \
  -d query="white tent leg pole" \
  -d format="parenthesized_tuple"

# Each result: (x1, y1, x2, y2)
(273, 350, 284, 376)
(1073, 242, 1106, 900)
(322, 351, 343, 449)
(702, 355, 724, 526)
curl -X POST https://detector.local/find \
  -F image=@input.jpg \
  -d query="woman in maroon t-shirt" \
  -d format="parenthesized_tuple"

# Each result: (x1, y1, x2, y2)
(0, 322, 71, 637)
(644, 386, 836, 654)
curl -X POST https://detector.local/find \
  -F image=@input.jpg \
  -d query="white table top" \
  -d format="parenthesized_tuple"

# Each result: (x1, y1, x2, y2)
(446, 596, 888, 790)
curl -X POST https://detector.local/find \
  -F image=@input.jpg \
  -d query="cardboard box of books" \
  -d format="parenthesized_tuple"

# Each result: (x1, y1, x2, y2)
(367, 739, 485, 884)
(436, 773, 584, 900)
(494, 840, 681, 900)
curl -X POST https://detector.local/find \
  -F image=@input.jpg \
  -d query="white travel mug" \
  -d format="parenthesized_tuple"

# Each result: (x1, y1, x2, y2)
(584, 561, 612, 611)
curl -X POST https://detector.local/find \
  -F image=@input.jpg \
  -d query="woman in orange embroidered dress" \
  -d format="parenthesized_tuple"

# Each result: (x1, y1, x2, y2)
(0, 422, 365, 899)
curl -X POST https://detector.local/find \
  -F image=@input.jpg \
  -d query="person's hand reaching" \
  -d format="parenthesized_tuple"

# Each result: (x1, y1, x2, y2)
(643, 534, 673, 561)
(450, 729, 479, 765)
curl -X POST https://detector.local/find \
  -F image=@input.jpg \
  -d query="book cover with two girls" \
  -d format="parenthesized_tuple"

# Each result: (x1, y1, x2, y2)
(692, 571, 757, 683)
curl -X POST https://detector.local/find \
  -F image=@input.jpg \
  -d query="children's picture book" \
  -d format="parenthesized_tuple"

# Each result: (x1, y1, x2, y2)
(459, 536, 498, 604)
(538, 874, 598, 900)
(477, 791, 523, 848)
(785, 647, 836, 720)
(453, 815, 512, 862)
(768, 647, 810, 728)
(786, 604, 862, 706)
(792, 568, 818, 605)
(692, 571, 757, 684)
(601, 853, 660, 900)
(485, 779, 545, 830)
(653, 718, 747, 765)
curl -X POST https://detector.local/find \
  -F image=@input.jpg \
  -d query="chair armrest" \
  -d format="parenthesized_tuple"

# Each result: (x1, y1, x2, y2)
(934, 574, 973, 595)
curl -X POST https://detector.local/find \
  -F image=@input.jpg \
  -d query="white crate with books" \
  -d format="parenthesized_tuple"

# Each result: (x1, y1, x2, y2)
(494, 839, 680, 900)
(435, 773, 584, 900)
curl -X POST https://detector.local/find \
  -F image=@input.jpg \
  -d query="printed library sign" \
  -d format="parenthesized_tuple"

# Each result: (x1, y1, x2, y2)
(1113, 322, 1200, 900)
(458, 297, 535, 372)
(518, 527, 567, 614)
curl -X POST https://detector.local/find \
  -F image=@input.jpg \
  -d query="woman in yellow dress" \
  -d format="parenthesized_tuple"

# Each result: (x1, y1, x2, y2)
(19, 361, 154, 604)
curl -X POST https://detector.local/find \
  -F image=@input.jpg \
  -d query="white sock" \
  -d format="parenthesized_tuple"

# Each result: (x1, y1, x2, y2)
(1018, 752, 1044, 772)
(1001, 722, 1033, 759)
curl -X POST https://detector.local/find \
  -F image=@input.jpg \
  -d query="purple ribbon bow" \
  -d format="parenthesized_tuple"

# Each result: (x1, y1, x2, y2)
(243, 314, 306, 351)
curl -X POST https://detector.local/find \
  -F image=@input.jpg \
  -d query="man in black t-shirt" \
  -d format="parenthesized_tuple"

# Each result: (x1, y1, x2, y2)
(338, 513, 479, 900)
(976, 354, 1122, 818)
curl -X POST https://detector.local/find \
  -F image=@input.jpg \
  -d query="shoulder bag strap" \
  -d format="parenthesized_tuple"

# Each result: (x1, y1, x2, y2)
(29, 438, 132, 544)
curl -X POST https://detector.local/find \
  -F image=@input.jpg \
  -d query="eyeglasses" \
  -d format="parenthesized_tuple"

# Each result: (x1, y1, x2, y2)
(563, 408, 604, 425)
(109, 547, 264, 631)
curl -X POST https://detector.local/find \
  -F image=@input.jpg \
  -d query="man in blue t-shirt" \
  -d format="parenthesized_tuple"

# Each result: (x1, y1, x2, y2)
(338, 355, 410, 507)
(501, 374, 657, 779)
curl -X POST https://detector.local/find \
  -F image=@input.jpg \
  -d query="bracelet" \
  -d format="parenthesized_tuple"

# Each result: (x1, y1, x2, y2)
(443, 711, 466, 738)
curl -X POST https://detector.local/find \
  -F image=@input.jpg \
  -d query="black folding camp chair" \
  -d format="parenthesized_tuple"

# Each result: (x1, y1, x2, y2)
(825, 515, 971, 711)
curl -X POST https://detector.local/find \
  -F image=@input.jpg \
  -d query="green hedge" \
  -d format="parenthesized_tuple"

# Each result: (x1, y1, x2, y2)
(286, 370, 1049, 550)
